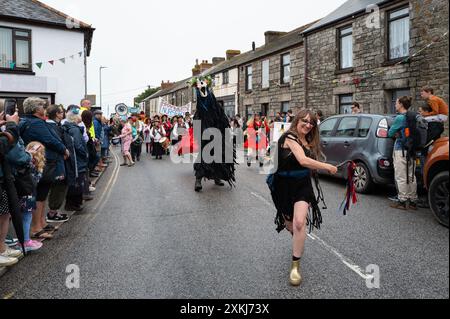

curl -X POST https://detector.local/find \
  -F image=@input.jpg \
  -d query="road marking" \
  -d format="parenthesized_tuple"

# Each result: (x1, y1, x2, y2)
(307, 233, 373, 280)
(250, 192, 273, 207)
(251, 190, 373, 281)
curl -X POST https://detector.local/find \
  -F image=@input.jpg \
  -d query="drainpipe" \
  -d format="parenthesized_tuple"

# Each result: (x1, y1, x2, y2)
(84, 46, 88, 98)
(303, 34, 309, 109)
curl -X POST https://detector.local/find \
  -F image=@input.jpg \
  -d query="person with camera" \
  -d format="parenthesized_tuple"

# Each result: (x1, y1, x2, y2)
(0, 106, 25, 266)
(19, 97, 69, 240)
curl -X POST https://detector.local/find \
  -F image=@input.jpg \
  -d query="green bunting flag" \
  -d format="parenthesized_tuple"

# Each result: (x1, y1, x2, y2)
(36, 62, 43, 69)
(59, 58, 66, 64)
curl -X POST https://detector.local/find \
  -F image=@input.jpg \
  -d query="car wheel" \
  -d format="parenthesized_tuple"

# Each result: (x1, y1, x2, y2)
(354, 162, 373, 194)
(429, 171, 449, 228)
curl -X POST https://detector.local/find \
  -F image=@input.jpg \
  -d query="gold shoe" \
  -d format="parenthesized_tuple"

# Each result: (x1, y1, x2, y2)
(289, 260, 302, 286)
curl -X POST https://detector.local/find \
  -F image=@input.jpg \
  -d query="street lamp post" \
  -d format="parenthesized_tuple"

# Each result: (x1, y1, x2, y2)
(99, 66, 107, 111)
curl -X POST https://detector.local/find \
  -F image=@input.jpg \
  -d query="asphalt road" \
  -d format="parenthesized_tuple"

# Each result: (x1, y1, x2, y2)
(0, 146, 448, 299)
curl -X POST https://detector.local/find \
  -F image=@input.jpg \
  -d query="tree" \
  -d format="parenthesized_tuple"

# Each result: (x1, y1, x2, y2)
(134, 86, 160, 105)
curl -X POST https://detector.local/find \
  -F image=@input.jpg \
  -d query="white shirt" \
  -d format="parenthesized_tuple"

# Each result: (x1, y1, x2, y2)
(150, 126, 166, 142)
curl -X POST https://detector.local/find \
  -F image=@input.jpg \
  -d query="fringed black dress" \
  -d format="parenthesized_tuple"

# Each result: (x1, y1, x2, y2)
(270, 133, 325, 233)
(193, 88, 236, 186)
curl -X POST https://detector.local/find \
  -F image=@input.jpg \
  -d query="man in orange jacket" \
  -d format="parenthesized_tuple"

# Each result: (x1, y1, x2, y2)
(420, 86, 448, 142)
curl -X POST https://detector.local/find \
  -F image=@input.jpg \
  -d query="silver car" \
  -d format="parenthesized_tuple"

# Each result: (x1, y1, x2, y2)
(319, 114, 395, 193)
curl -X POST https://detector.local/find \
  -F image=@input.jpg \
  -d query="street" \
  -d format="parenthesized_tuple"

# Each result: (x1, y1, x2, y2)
(0, 147, 448, 299)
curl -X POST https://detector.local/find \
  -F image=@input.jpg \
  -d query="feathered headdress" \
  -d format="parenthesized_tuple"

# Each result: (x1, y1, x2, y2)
(189, 75, 213, 88)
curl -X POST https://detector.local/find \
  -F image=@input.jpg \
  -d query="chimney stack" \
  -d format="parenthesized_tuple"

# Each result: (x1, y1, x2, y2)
(264, 31, 287, 44)
(192, 59, 213, 76)
(226, 50, 241, 60)
(212, 57, 226, 65)
(161, 80, 175, 90)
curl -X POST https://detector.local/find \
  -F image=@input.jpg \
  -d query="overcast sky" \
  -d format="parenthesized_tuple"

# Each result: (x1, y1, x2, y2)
(43, 0, 347, 110)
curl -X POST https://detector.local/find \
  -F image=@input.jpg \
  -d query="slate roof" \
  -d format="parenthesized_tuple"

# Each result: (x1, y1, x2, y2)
(303, 0, 392, 34)
(0, 0, 94, 54)
(204, 22, 317, 76)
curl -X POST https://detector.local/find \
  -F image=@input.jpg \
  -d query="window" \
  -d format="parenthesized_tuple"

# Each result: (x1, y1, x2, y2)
(223, 71, 229, 85)
(0, 27, 31, 71)
(336, 117, 358, 137)
(320, 118, 339, 137)
(339, 26, 353, 69)
(281, 53, 290, 84)
(281, 101, 290, 113)
(388, 7, 410, 60)
(358, 118, 373, 138)
(339, 95, 353, 114)
(245, 65, 253, 91)
(245, 105, 251, 118)
(261, 103, 269, 116)
(389, 88, 410, 114)
(262, 59, 270, 88)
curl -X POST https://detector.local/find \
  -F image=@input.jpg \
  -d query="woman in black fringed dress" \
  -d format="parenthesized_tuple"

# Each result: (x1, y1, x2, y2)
(269, 110, 338, 286)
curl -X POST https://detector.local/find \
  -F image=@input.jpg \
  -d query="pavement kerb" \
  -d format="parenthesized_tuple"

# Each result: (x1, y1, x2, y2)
(0, 166, 109, 280)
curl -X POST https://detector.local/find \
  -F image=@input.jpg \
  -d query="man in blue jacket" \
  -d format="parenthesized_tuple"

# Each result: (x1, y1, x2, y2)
(19, 97, 69, 239)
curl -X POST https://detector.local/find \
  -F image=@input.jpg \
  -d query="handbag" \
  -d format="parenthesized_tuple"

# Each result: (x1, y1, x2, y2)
(40, 160, 57, 184)
(14, 165, 35, 197)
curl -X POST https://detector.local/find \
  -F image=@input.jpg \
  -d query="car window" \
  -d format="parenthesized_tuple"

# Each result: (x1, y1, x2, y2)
(336, 117, 358, 137)
(319, 118, 339, 137)
(358, 118, 373, 138)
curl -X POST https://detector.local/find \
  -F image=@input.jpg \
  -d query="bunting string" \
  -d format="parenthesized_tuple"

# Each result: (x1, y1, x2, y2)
(307, 30, 448, 86)
(0, 50, 83, 70)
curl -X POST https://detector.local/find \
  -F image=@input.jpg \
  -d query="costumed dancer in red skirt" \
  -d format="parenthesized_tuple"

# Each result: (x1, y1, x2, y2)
(245, 113, 270, 168)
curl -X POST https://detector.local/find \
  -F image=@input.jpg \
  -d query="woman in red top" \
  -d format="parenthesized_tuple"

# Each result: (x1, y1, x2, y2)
(245, 113, 270, 167)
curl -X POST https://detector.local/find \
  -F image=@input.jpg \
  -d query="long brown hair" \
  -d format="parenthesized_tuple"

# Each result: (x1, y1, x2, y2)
(288, 109, 323, 160)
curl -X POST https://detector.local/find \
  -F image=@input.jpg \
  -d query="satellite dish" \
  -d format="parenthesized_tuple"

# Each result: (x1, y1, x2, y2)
(115, 103, 128, 116)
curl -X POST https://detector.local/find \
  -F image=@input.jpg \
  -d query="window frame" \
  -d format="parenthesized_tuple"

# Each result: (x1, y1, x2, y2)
(281, 101, 290, 113)
(335, 116, 359, 138)
(280, 53, 291, 85)
(356, 117, 373, 138)
(337, 25, 353, 72)
(0, 25, 32, 72)
(338, 94, 354, 114)
(222, 70, 229, 85)
(319, 117, 340, 138)
(387, 6, 410, 62)
(261, 59, 270, 89)
(245, 65, 253, 91)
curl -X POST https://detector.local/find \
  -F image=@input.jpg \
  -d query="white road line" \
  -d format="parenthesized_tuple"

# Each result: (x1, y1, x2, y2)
(251, 191, 373, 281)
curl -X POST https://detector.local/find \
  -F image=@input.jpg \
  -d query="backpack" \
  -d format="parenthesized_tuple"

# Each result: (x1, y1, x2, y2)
(404, 111, 428, 159)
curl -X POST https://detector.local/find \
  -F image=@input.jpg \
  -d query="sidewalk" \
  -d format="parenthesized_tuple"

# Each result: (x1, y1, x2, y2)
(0, 164, 110, 278)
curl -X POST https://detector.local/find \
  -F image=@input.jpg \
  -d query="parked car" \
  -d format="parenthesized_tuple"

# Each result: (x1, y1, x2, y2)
(319, 114, 395, 193)
(423, 137, 449, 227)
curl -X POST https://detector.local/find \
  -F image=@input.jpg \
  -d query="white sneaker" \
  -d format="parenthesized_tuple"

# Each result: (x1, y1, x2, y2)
(0, 255, 18, 267)
(1, 247, 23, 258)
(89, 186, 96, 192)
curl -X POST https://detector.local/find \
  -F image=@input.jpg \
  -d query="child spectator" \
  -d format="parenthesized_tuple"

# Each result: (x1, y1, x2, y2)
(21, 142, 46, 252)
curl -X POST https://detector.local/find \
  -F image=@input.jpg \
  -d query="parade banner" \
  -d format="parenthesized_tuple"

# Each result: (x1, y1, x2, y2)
(159, 99, 192, 117)
(272, 122, 291, 142)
